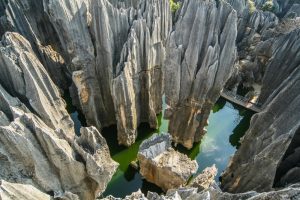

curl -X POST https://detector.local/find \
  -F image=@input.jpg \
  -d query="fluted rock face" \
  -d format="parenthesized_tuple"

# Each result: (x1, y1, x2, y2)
(0, 32, 74, 141)
(74, 126, 118, 196)
(0, 33, 118, 200)
(92, 0, 171, 146)
(221, 65, 300, 192)
(112, 18, 166, 145)
(258, 28, 300, 104)
(224, 0, 280, 92)
(225, 0, 300, 99)
(0, 181, 52, 200)
(0, 0, 70, 90)
(137, 133, 198, 191)
(0, 84, 118, 199)
(164, 0, 237, 149)
(43, 0, 171, 146)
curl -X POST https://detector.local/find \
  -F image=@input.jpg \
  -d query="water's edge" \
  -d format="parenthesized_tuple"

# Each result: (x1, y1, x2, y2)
(63, 92, 254, 198)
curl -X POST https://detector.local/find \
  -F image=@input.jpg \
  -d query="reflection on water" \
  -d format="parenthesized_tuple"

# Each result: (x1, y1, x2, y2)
(102, 98, 254, 198)
(101, 123, 164, 198)
(179, 98, 254, 180)
(63, 91, 254, 198)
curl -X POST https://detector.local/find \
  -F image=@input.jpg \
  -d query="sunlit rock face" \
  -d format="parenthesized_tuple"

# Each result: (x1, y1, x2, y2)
(1, 0, 172, 146)
(43, 0, 172, 146)
(137, 133, 198, 191)
(0, 33, 118, 200)
(0, 32, 74, 142)
(164, 0, 237, 149)
(189, 165, 217, 192)
(221, 65, 300, 192)
(0, 181, 52, 200)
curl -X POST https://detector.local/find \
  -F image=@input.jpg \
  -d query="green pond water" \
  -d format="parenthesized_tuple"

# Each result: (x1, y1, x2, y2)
(64, 92, 254, 198)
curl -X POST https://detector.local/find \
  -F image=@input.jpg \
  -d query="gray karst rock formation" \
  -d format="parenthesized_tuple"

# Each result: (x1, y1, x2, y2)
(164, 0, 238, 148)
(43, 0, 172, 146)
(225, 0, 300, 103)
(219, 1, 300, 194)
(189, 165, 218, 191)
(0, 0, 70, 90)
(0, 180, 52, 200)
(224, 0, 279, 92)
(0, 82, 118, 199)
(0, 0, 300, 199)
(137, 133, 198, 191)
(257, 28, 300, 104)
(221, 63, 300, 192)
(0, 32, 118, 199)
(0, 0, 172, 146)
(101, 183, 300, 200)
(0, 32, 74, 142)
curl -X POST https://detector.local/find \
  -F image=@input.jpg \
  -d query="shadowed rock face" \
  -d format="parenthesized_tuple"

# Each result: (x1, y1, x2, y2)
(137, 133, 198, 191)
(221, 64, 300, 192)
(0, 0, 70, 90)
(164, 0, 237, 149)
(0, 32, 118, 200)
(225, 0, 300, 99)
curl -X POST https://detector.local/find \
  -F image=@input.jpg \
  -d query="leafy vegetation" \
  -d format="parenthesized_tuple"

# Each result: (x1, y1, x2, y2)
(170, 0, 181, 13)
(262, 0, 275, 12)
(248, 0, 256, 14)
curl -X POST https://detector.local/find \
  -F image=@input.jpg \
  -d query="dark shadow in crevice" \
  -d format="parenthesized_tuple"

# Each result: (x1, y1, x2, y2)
(63, 89, 87, 136)
(273, 126, 300, 187)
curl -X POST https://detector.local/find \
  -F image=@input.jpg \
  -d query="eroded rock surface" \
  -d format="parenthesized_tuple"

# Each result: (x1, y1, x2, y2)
(0, 32, 74, 141)
(257, 28, 300, 105)
(221, 64, 300, 192)
(164, 0, 237, 149)
(43, 0, 172, 146)
(102, 184, 300, 200)
(137, 133, 198, 191)
(189, 165, 218, 192)
(0, 180, 52, 200)
(225, 0, 300, 105)
(0, 33, 118, 200)
(0, 0, 70, 90)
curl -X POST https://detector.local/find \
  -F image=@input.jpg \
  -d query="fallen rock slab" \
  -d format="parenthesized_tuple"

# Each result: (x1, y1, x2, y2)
(137, 133, 198, 191)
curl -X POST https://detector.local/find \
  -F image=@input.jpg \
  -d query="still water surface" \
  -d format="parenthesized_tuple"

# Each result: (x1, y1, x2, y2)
(64, 93, 254, 198)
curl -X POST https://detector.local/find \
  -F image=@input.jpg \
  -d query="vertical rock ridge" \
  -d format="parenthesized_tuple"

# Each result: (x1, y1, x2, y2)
(0, 32, 74, 141)
(221, 65, 300, 192)
(164, 0, 237, 149)
(43, 0, 171, 146)
(112, 0, 171, 145)
(0, 32, 118, 199)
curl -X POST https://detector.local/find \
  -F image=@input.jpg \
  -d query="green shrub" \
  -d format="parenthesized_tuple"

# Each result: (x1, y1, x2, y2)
(262, 1, 274, 12)
(170, 0, 181, 13)
(248, 0, 256, 14)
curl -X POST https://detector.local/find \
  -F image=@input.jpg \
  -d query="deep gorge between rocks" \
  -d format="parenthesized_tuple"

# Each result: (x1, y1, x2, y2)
(1, 0, 300, 199)
(65, 91, 254, 198)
